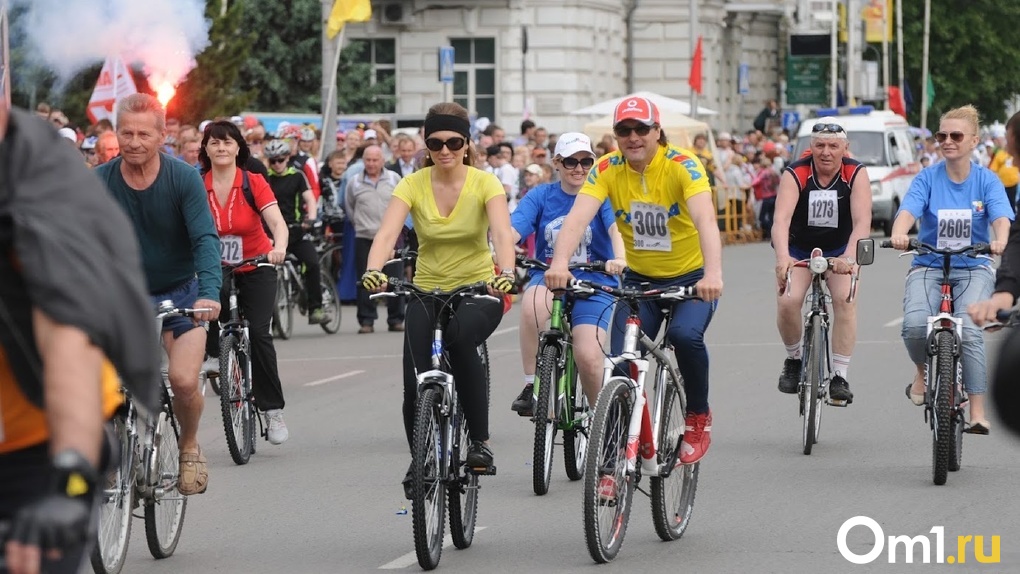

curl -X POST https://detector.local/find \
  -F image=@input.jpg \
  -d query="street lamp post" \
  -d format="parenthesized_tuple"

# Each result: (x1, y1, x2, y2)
(920, 0, 931, 132)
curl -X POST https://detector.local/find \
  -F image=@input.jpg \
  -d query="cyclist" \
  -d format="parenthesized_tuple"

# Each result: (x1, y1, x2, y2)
(360, 102, 515, 498)
(771, 117, 872, 404)
(96, 93, 221, 496)
(544, 96, 723, 465)
(0, 101, 158, 573)
(264, 139, 328, 325)
(200, 121, 292, 444)
(509, 132, 626, 416)
(890, 105, 1012, 435)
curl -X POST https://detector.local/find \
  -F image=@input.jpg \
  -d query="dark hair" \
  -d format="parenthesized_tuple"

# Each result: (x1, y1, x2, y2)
(520, 119, 535, 133)
(422, 102, 475, 168)
(498, 141, 514, 154)
(657, 126, 668, 146)
(482, 123, 502, 137)
(198, 120, 250, 172)
(1007, 111, 1020, 158)
(485, 144, 502, 156)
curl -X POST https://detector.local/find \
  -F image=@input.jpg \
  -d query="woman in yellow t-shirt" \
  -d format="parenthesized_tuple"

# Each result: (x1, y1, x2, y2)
(362, 102, 516, 497)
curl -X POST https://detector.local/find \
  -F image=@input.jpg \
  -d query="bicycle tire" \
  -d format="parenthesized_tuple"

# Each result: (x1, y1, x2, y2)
(582, 377, 635, 564)
(319, 271, 342, 334)
(144, 410, 187, 559)
(448, 405, 478, 550)
(411, 387, 446, 570)
(219, 334, 254, 465)
(91, 414, 134, 574)
(272, 268, 293, 340)
(563, 353, 587, 482)
(650, 370, 699, 541)
(802, 316, 821, 455)
(533, 345, 559, 495)
(932, 331, 953, 485)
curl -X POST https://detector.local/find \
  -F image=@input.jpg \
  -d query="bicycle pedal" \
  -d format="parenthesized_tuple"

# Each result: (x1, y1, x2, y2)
(825, 399, 850, 407)
(468, 464, 496, 476)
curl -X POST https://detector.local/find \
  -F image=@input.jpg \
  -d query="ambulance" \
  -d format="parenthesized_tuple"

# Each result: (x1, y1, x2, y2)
(793, 107, 920, 236)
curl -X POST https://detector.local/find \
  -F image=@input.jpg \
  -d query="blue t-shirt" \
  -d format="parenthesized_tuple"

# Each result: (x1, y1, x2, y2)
(899, 162, 1014, 268)
(511, 182, 617, 284)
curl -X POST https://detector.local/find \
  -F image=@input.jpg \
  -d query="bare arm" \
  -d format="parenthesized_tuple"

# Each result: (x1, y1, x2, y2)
(839, 168, 874, 265)
(687, 191, 724, 301)
(486, 195, 516, 273)
(546, 194, 603, 289)
(991, 216, 1011, 255)
(770, 171, 800, 261)
(366, 198, 412, 271)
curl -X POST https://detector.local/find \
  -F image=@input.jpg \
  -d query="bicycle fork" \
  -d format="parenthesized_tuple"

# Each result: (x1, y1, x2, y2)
(924, 315, 965, 432)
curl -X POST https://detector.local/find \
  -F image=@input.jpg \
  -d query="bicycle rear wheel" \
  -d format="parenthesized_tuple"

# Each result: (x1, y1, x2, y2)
(144, 410, 187, 559)
(91, 414, 134, 574)
(412, 387, 447, 570)
(582, 377, 635, 564)
(319, 271, 342, 334)
(533, 345, 559, 495)
(448, 405, 478, 549)
(219, 334, 254, 465)
(563, 357, 587, 482)
(650, 372, 699, 541)
(932, 331, 954, 485)
(272, 268, 293, 340)
(801, 316, 822, 455)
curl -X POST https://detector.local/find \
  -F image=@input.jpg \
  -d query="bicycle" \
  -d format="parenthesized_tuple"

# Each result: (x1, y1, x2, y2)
(783, 239, 873, 455)
(516, 255, 611, 495)
(272, 222, 342, 338)
(218, 256, 277, 465)
(370, 279, 496, 571)
(576, 281, 700, 564)
(881, 239, 991, 485)
(91, 302, 208, 573)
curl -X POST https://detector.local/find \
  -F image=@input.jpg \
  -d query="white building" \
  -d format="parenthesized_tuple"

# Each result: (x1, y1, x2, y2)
(344, 0, 796, 136)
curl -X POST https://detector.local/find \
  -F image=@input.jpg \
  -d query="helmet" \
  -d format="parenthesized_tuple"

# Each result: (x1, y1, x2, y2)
(300, 127, 316, 142)
(264, 139, 291, 160)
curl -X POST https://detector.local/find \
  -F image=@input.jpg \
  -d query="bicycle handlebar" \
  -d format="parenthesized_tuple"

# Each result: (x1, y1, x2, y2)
(222, 254, 275, 272)
(879, 239, 991, 257)
(515, 255, 610, 274)
(783, 248, 860, 304)
(369, 279, 502, 304)
(570, 280, 698, 302)
(155, 304, 213, 320)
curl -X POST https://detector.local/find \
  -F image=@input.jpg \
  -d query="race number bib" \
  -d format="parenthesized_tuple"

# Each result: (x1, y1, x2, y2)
(807, 189, 838, 228)
(550, 229, 588, 264)
(936, 209, 972, 250)
(631, 202, 671, 251)
(220, 235, 243, 264)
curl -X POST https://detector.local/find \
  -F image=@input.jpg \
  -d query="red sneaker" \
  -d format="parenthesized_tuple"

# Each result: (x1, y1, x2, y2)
(597, 475, 617, 503)
(679, 410, 712, 465)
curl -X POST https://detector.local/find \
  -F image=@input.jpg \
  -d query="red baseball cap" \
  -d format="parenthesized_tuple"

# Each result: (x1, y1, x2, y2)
(613, 96, 660, 127)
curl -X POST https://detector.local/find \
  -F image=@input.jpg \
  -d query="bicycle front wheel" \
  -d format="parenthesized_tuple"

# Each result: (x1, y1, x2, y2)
(272, 268, 293, 340)
(319, 271, 342, 334)
(650, 373, 699, 541)
(563, 358, 588, 482)
(582, 377, 635, 564)
(932, 331, 954, 485)
(802, 316, 822, 455)
(448, 405, 478, 549)
(412, 387, 447, 570)
(91, 414, 135, 574)
(144, 410, 187, 559)
(219, 334, 254, 465)
(533, 345, 559, 495)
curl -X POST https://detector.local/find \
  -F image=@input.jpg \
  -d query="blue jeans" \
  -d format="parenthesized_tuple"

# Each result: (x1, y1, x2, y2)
(610, 269, 716, 414)
(901, 266, 994, 394)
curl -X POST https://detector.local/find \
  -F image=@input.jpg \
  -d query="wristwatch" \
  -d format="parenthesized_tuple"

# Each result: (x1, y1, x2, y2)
(52, 449, 99, 498)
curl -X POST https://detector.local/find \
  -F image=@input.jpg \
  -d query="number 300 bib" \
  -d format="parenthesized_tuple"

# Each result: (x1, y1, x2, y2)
(630, 201, 671, 251)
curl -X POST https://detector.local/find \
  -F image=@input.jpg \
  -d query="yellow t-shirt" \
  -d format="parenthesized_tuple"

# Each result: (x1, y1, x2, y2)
(989, 149, 1019, 188)
(580, 145, 711, 278)
(393, 167, 505, 290)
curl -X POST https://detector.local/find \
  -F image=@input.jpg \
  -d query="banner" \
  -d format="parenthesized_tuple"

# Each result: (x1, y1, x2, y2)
(862, 0, 893, 44)
(86, 57, 137, 125)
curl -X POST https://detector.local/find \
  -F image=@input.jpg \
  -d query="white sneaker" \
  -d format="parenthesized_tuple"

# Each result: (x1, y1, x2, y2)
(202, 357, 219, 377)
(266, 409, 289, 445)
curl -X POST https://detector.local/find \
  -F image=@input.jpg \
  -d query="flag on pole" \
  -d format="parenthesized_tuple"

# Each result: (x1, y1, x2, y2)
(926, 75, 936, 108)
(86, 57, 137, 125)
(327, 0, 372, 39)
(688, 36, 703, 95)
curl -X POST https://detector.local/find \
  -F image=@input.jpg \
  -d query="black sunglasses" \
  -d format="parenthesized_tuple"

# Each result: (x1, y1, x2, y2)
(425, 137, 466, 152)
(269, 157, 288, 164)
(811, 123, 845, 134)
(935, 131, 969, 143)
(560, 157, 595, 170)
(613, 124, 655, 138)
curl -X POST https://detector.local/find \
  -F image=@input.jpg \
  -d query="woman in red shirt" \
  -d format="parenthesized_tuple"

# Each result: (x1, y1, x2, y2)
(200, 120, 292, 445)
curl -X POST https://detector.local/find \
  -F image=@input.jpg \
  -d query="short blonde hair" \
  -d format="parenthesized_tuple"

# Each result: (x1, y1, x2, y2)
(940, 104, 980, 136)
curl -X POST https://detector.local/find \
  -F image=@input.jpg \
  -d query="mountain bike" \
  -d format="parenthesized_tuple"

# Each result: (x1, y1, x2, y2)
(218, 256, 276, 465)
(577, 282, 700, 564)
(516, 255, 611, 495)
(881, 239, 990, 485)
(371, 279, 496, 571)
(91, 302, 208, 573)
(272, 222, 342, 338)
(784, 239, 873, 455)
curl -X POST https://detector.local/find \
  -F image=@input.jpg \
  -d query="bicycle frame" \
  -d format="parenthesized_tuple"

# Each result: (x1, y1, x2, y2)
(539, 296, 580, 430)
(802, 269, 833, 397)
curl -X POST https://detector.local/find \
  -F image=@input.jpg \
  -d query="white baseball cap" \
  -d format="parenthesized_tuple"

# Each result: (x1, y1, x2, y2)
(554, 132, 595, 158)
(57, 127, 77, 142)
(363, 129, 378, 140)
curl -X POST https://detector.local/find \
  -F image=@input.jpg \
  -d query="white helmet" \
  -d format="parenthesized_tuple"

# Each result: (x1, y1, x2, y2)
(264, 139, 291, 160)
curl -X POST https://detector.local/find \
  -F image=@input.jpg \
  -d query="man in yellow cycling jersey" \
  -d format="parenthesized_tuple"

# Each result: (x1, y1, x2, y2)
(545, 96, 723, 465)
(0, 100, 158, 574)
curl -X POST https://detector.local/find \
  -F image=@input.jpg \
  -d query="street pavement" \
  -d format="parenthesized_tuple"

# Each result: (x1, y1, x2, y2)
(122, 239, 1020, 573)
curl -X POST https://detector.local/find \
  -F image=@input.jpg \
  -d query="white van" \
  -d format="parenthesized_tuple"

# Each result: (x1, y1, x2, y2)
(793, 108, 920, 236)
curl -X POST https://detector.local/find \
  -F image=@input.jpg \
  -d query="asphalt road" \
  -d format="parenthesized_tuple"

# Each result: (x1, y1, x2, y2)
(120, 239, 1020, 574)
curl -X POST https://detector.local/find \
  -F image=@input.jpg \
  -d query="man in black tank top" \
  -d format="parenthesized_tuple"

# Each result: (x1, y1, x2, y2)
(770, 119, 873, 404)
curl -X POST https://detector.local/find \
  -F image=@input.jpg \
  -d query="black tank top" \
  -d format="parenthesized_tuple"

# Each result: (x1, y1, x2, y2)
(786, 155, 864, 251)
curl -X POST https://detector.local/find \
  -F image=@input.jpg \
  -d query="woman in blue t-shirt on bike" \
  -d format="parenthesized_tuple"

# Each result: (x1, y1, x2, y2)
(509, 133, 626, 416)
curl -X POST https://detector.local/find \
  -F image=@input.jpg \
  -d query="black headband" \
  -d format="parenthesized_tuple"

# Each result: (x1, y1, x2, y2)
(423, 114, 470, 139)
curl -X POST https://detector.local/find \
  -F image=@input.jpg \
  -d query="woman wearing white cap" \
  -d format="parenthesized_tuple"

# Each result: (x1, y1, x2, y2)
(509, 133, 626, 417)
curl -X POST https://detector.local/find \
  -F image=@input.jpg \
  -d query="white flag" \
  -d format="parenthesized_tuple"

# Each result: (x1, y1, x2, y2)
(86, 57, 137, 125)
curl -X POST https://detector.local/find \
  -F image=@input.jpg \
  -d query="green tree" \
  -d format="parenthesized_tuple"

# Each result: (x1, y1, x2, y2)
(238, 0, 322, 112)
(337, 40, 396, 115)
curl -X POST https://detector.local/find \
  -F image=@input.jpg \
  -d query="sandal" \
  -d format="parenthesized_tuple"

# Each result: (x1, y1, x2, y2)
(179, 447, 209, 495)
(905, 383, 925, 406)
(964, 421, 990, 435)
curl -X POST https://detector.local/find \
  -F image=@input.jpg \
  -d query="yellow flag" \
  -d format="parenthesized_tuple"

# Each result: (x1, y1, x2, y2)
(327, 0, 372, 39)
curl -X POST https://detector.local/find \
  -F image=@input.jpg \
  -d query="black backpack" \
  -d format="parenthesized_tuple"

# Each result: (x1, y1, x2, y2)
(238, 170, 275, 239)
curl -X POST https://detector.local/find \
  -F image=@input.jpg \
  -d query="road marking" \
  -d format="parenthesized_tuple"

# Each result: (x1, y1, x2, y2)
(884, 316, 904, 327)
(303, 370, 365, 387)
(379, 526, 487, 569)
(491, 326, 519, 337)
(280, 355, 401, 363)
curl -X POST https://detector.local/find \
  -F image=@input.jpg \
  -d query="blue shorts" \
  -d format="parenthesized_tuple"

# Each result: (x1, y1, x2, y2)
(150, 277, 203, 339)
(788, 244, 847, 261)
(527, 272, 615, 330)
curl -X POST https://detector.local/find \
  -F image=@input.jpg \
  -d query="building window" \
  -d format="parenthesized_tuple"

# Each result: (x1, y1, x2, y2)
(350, 38, 397, 113)
(450, 37, 495, 121)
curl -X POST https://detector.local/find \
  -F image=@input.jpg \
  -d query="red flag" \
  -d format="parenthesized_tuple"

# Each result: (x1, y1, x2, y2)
(887, 86, 906, 117)
(86, 57, 137, 125)
(688, 36, 703, 95)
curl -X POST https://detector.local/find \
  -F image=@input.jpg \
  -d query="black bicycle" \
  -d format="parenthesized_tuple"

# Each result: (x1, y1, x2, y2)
(273, 221, 342, 338)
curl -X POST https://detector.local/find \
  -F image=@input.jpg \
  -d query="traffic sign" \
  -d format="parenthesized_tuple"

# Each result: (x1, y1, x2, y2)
(438, 46, 454, 84)
(782, 111, 801, 131)
(737, 63, 750, 96)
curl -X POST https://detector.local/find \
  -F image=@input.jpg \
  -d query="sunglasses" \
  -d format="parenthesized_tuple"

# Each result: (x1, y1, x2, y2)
(560, 157, 595, 170)
(811, 123, 845, 134)
(424, 137, 466, 152)
(613, 124, 654, 138)
(935, 131, 969, 143)
(269, 157, 288, 164)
